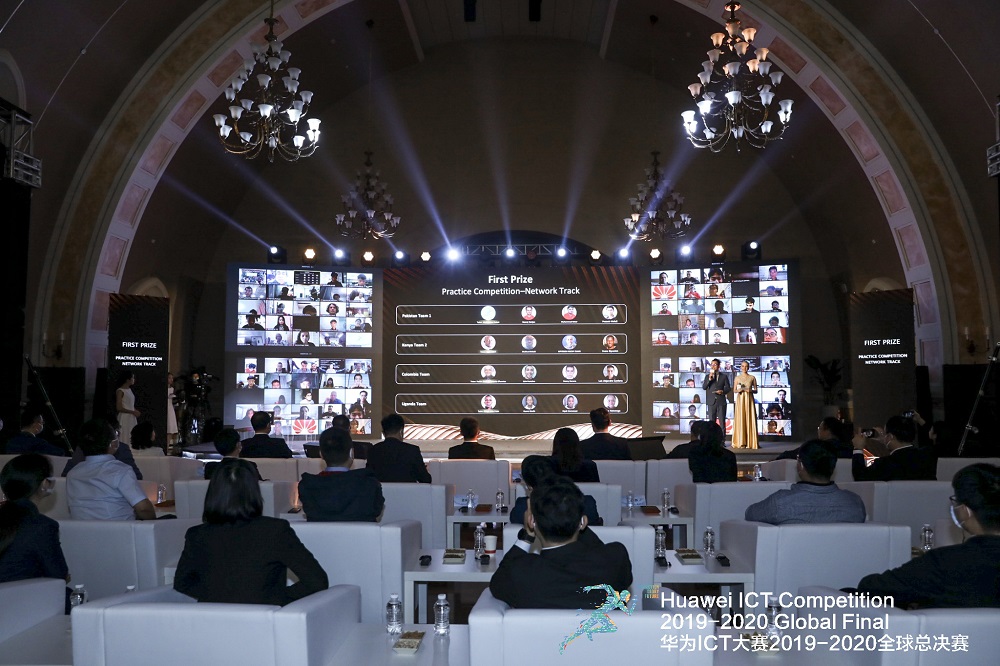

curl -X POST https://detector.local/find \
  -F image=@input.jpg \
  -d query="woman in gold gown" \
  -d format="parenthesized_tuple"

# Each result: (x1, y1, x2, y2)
(732, 360, 758, 449)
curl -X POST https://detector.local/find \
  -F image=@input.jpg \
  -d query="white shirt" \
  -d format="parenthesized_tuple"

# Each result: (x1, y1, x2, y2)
(66, 454, 148, 520)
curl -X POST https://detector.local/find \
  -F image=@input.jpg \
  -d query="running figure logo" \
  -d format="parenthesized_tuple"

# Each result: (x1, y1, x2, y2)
(559, 584, 636, 653)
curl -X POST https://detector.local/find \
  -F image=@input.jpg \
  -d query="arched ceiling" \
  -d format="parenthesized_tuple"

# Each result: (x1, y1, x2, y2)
(1, 0, 997, 379)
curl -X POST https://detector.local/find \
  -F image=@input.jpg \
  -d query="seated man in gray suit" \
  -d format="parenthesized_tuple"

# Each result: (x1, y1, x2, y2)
(745, 439, 866, 525)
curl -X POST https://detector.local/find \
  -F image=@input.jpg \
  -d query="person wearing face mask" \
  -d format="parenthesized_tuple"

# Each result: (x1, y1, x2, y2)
(0, 454, 71, 585)
(4, 409, 68, 456)
(855, 463, 1000, 608)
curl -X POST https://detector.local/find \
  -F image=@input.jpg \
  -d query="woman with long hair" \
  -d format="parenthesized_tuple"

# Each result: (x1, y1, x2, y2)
(173, 458, 327, 605)
(550, 428, 600, 483)
(0, 454, 70, 584)
(273, 315, 290, 331)
(688, 421, 737, 483)
(115, 371, 140, 445)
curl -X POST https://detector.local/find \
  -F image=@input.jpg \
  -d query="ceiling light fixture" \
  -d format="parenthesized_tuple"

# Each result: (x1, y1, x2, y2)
(212, 0, 320, 162)
(681, 2, 792, 152)
(334, 20, 401, 241)
(624, 151, 693, 241)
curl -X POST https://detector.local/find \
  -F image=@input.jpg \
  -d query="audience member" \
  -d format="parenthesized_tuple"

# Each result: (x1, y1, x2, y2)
(745, 440, 866, 524)
(240, 412, 294, 459)
(0, 454, 70, 585)
(447, 417, 496, 460)
(298, 427, 384, 522)
(330, 414, 371, 459)
(204, 429, 262, 481)
(4, 410, 67, 456)
(775, 417, 852, 460)
(173, 458, 328, 605)
(549, 428, 600, 482)
(688, 421, 737, 483)
(366, 414, 431, 483)
(66, 419, 156, 520)
(129, 422, 164, 456)
(579, 408, 630, 460)
(666, 420, 704, 459)
(855, 463, 1000, 608)
(510, 455, 601, 526)
(490, 477, 631, 608)
(62, 417, 143, 480)
(852, 416, 936, 481)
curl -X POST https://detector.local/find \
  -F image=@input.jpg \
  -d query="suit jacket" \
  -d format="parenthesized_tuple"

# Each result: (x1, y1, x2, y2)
(204, 458, 263, 481)
(857, 535, 1000, 608)
(366, 437, 432, 483)
(447, 441, 496, 460)
(0, 499, 70, 584)
(4, 433, 69, 456)
(666, 440, 698, 459)
(240, 433, 294, 459)
(701, 371, 732, 406)
(298, 469, 384, 522)
(173, 516, 328, 606)
(688, 444, 738, 483)
(579, 432, 630, 461)
(744, 482, 867, 525)
(490, 529, 632, 609)
(851, 446, 937, 481)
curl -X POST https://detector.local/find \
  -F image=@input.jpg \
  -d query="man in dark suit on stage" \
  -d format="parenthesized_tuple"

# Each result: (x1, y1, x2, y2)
(579, 408, 630, 460)
(298, 427, 384, 522)
(366, 413, 432, 483)
(447, 417, 495, 460)
(239, 412, 294, 459)
(852, 416, 936, 481)
(701, 358, 731, 428)
(490, 477, 632, 609)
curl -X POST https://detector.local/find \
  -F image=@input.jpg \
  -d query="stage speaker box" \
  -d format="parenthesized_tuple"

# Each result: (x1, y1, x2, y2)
(27, 367, 86, 439)
(942, 364, 999, 454)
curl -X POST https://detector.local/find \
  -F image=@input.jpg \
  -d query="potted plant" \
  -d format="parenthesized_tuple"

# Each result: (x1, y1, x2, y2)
(804, 355, 843, 408)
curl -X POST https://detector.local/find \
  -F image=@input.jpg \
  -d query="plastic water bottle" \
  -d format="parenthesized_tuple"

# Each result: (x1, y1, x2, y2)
(157, 484, 166, 503)
(495, 489, 505, 512)
(920, 524, 934, 552)
(125, 585, 136, 593)
(753, 464, 763, 481)
(625, 489, 634, 509)
(473, 523, 486, 557)
(433, 594, 450, 636)
(466, 488, 475, 509)
(703, 526, 716, 556)
(654, 526, 667, 558)
(69, 584, 87, 608)
(661, 488, 671, 513)
(386, 593, 402, 634)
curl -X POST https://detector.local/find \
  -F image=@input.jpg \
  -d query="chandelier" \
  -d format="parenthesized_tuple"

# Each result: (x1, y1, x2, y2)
(211, 0, 320, 162)
(680, 2, 792, 152)
(623, 151, 692, 241)
(335, 20, 401, 240)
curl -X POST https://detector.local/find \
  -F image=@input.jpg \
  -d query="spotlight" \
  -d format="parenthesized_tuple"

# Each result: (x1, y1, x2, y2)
(267, 245, 287, 264)
(332, 248, 351, 266)
(676, 245, 693, 263)
(420, 251, 432, 262)
(711, 244, 726, 263)
(303, 248, 317, 266)
(552, 246, 570, 266)
(741, 240, 762, 261)
(649, 248, 664, 266)
(614, 247, 632, 266)
(392, 250, 410, 267)
(446, 248, 461, 262)
(589, 249, 603, 265)
(503, 247, 518, 263)
(556, 247, 568, 258)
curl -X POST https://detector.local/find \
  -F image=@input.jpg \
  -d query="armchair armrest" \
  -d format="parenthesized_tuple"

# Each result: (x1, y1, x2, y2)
(274, 585, 361, 666)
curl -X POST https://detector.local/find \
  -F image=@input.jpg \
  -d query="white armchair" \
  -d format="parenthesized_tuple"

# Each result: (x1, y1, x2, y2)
(0, 578, 70, 665)
(721, 520, 911, 597)
(71, 584, 361, 666)
(173, 479, 296, 519)
(469, 589, 712, 666)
